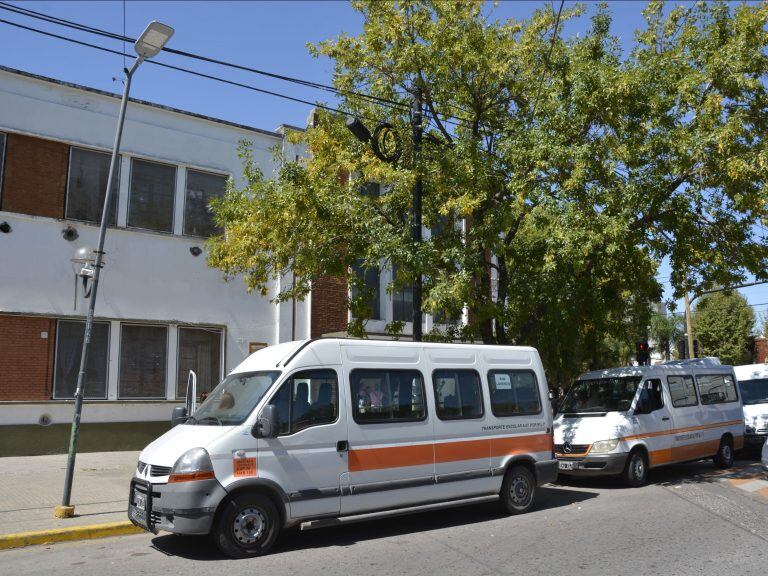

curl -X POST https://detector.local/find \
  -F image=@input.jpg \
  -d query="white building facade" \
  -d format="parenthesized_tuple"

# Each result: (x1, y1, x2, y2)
(0, 66, 310, 454)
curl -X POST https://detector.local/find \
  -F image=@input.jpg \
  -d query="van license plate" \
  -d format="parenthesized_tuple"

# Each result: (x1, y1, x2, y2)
(558, 461, 575, 471)
(133, 490, 146, 511)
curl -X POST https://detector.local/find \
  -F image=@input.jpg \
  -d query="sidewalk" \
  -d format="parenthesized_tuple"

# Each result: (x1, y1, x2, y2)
(0, 451, 140, 539)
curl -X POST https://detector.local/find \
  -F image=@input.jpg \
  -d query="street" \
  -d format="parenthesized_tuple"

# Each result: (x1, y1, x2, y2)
(2, 459, 766, 576)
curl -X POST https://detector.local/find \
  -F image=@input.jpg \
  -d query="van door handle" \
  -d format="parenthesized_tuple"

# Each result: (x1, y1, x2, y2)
(662, 417, 670, 421)
(336, 441, 349, 452)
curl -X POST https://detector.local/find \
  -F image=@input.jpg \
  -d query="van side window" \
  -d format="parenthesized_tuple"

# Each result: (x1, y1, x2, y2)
(697, 374, 739, 405)
(350, 369, 426, 423)
(636, 379, 664, 414)
(667, 375, 698, 407)
(487, 370, 541, 417)
(268, 369, 338, 435)
(433, 370, 484, 420)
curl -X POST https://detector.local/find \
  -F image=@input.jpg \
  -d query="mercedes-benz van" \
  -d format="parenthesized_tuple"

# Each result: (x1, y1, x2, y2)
(554, 359, 743, 486)
(734, 363, 768, 450)
(128, 339, 557, 558)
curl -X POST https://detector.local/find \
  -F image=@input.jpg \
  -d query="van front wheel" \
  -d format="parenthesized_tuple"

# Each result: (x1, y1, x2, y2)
(500, 465, 536, 514)
(622, 450, 648, 487)
(713, 437, 734, 469)
(213, 493, 279, 559)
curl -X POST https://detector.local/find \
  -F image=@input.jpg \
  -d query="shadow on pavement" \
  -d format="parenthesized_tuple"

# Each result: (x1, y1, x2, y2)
(150, 485, 598, 560)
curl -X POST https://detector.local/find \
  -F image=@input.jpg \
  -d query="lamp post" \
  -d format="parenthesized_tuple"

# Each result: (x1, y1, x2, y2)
(54, 21, 174, 519)
(346, 89, 424, 341)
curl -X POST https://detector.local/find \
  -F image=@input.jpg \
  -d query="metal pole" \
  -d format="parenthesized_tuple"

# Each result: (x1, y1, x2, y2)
(56, 57, 144, 517)
(411, 89, 423, 342)
(684, 292, 695, 359)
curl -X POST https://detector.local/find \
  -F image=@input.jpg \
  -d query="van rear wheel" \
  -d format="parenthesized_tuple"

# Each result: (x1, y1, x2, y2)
(713, 437, 734, 469)
(213, 493, 279, 559)
(500, 465, 536, 514)
(622, 450, 648, 487)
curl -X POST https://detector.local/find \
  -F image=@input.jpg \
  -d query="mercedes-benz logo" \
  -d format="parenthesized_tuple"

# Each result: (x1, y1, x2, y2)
(563, 442, 573, 454)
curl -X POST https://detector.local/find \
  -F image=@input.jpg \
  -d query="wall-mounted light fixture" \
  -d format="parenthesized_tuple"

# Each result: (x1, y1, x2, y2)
(62, 226, 79, 241)
(190, 246, 202, 257)
(0, 221, 11, 233)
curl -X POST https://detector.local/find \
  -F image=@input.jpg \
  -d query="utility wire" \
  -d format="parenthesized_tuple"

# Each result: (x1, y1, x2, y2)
(0, 17, 384, 123)
(531, 0, 565, 117)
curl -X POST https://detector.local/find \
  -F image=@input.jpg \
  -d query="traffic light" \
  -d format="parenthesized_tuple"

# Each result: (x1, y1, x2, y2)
(636, 340, 650, 365)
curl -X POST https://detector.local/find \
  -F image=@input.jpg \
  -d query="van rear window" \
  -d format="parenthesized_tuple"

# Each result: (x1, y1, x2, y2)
(488, 370, 541, 417)
(697, 374, 739, 405)
(350, 369, 426, 423)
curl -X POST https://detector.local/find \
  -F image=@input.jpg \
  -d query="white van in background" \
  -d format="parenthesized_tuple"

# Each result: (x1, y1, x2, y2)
(128, 339, 557, 558)
(734, 363, 768, 451)
(554, 359, 743, 486)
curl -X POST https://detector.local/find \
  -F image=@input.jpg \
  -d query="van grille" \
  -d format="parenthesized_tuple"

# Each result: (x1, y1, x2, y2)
(554, 444, 591, 456)
(149, 465, 172, 477)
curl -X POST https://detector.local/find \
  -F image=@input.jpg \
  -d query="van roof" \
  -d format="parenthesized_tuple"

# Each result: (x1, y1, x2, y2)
(230, 338, 539, 375)
(577, 361, 734, 381)
(734, 363, 768, 380)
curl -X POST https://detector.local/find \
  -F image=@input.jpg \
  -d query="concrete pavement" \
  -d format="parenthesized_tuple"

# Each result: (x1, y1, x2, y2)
(0, 451, 139, 537)
(1, 457, 767, 575)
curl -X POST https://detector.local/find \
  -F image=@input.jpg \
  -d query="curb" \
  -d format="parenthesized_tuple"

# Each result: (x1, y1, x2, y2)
(0, 521, 144, 551)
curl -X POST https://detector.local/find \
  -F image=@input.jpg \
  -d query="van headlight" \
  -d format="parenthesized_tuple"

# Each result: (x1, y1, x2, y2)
(169, 448, 215, 483)
(590, 439, 619, 453)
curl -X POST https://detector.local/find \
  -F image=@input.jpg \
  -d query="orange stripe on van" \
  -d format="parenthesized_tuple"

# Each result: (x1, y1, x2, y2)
(349, 433, 552, 472)
(348, 443, 434, 472)
(621, 420, 742, 442)
(649, 439, 721, 467)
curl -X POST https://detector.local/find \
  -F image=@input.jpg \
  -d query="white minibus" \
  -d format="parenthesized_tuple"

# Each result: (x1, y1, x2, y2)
(734, 363, 768, 451)
(128, 339, 557, 558)
(554, 359, 743, 486)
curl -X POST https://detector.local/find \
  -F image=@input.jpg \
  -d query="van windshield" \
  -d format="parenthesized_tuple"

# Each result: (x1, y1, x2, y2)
(188, 371, 281, 426)
(560, 377, 642, 414)
(740, 378, 768, 405)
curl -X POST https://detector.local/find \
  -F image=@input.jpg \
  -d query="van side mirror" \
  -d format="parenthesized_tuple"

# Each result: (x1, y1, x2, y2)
(171, 406, 187, 426)
(252, 404, 279, 439)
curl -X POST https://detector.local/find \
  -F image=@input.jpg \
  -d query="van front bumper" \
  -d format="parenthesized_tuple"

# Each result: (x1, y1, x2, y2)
(744, 433, 767, 448)
(128, 477, 226, 535)
(556, 452, 628, 477)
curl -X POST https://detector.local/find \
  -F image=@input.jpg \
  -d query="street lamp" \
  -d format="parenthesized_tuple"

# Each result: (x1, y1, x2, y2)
(71, 245, 98, 299)
(346, 90, 423, 341)
(54, 20, 174, 520)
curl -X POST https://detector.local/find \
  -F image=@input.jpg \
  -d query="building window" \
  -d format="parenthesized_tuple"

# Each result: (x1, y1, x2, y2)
(350, 369, 426, 423)
(0, 132, 6, 198)
(487, 370, 541, 416)
(268, 369, 339, 435)
(697, 374, 739, 405)
(433, 369, 484, 420)
(183, 169, 227, 237)
(351, 262, 381, 320)
(359, 181, 380, 198)
(119, 324, 167, 398)
(667, 375, 698, 407)
(53, 320, 109, 399)
(66, 147, 119, 225)
(391, 265, 413, 322)
(177, 327, 222, 398)
(128, 158, 176, 233)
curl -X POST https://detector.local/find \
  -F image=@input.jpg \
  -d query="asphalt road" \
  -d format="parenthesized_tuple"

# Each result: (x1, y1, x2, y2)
(3, 459, 767, 576)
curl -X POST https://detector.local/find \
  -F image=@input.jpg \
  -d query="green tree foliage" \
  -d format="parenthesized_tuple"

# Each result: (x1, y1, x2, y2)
(693, 291, 755, 364)
(209, 1, 768, 386)
(649, 310, 684, 360)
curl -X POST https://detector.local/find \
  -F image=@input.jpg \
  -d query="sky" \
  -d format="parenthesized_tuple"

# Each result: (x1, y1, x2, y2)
(0, 0, 765, 330)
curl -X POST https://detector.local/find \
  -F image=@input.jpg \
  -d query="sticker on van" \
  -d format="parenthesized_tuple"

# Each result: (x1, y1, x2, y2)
(494, 373, 512, 389)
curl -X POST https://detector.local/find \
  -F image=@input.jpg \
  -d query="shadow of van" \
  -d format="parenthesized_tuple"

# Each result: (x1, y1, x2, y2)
(149, 485, 599, 560)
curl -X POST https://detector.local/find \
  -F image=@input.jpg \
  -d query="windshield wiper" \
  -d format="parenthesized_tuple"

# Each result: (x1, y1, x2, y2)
(196, 416, 223, 426)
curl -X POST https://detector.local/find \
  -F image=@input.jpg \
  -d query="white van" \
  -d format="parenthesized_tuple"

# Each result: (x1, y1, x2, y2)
(553, 359, 743, 486)
(128, 339, 557, 558)
(734, 363, 768, 450)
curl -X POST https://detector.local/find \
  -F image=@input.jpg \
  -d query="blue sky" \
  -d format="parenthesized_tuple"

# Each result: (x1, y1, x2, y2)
(0, 0, 765, 329)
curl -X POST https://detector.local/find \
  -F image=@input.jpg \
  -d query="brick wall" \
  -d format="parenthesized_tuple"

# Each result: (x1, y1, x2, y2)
(310, 275, 349, 338)
(0, 315, 56, 400)
(754, 337, 767, 364)
(1, 133, 68, 219)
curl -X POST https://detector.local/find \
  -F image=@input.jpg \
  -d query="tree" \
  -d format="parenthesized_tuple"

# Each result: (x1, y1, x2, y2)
(649, 310, 683, 361)
(209, 1, 768, 386)
(693, 291, 755, 365)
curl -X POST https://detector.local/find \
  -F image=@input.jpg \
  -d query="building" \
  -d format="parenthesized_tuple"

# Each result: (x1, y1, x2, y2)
(0, 66, 319, 455)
